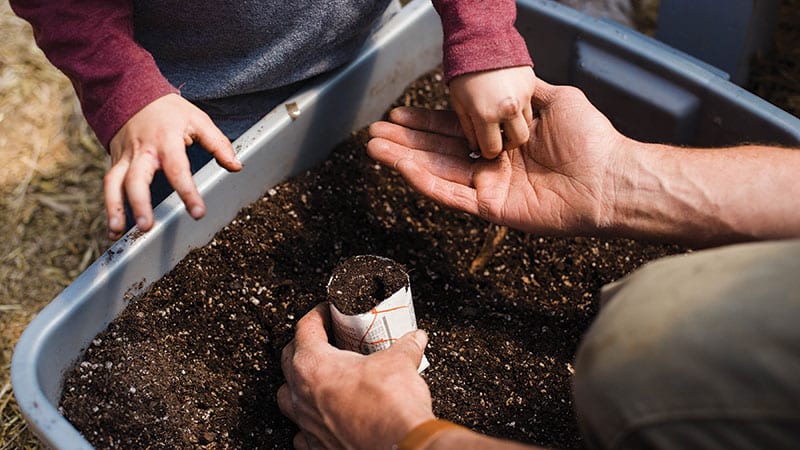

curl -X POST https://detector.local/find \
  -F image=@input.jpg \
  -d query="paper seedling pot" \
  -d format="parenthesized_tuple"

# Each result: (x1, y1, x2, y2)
(328, 255, 429, 372)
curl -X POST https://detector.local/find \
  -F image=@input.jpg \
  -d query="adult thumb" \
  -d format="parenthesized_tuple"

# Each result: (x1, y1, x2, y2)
(530, 78, 558, 110)
(387, 329, 428, 368)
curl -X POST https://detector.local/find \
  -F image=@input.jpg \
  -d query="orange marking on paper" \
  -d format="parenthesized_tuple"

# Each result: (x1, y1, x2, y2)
(357, 305, 410, 348)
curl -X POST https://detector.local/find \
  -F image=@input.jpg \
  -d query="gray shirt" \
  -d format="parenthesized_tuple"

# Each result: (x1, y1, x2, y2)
(132, 0, 392, 119)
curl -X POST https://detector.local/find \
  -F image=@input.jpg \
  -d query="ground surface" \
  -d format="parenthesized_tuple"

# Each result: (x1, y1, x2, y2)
(1, 1, 112, 448)
(1, 0, 798, 448)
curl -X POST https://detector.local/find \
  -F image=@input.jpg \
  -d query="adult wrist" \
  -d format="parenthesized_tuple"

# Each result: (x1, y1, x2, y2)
(603, 138, 694, 243)
(393, 418, 466, 450)
(594, 134, 642, 237)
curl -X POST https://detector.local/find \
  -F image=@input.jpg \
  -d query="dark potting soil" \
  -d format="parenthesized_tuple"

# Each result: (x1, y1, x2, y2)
(328, 255, 409, 315)
(59, 69, 686, 449)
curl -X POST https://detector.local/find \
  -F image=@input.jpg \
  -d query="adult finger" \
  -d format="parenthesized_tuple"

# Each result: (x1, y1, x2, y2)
(530, 79, 558, 110)
(277, 384, 297, 423)
(190, 114, 242, 172)
(367, 137, 474, 187)
(281, 390, 337, 450)
(125, 149, 160, 231)
(473, 118, 503, 160)
(388, 107, 464, 138)
(277, 374, 328, 430)
(368, 121, 467, 158)
(293, 432, 310, 450)
(391, 157, 480, 217)
(294, 431, 333, 450)
(280, 339, 296, 385)
(294, 303, 333, 349)
(104, 159, 130, 240)
(501, 114, 530, 150)
(159, 139, 206, 220)
(279, 383, 327, 429)
(382, 330, 428, 369)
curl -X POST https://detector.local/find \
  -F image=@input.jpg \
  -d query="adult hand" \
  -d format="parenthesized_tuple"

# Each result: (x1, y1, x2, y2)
(278, 303, 434, 450)
(367, 80, 629, 237)
(448, 66, 536, 158)
(105, 93, 242, 240)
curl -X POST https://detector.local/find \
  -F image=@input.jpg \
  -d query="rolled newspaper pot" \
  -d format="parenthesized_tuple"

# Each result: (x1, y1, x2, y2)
(327, 255, 429, 372)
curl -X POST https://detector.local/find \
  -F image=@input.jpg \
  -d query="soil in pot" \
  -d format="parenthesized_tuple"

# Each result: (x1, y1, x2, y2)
(59, 69, 686, 449)
(328, 255, 409, 315)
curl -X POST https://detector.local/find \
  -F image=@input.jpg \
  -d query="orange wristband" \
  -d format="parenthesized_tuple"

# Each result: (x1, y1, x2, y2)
(393, 418, 464, 450)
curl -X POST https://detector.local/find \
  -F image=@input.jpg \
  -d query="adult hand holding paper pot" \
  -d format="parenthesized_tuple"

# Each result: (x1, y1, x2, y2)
(278, 256, 433, 448)
(277, 303, 434, 450)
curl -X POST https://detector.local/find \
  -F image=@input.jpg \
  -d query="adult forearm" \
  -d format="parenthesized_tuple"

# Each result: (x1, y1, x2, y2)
(608, 139, 800, 247)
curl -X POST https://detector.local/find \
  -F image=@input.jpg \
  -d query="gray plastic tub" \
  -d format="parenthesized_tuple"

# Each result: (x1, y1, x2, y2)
(12, 1, 800, 448)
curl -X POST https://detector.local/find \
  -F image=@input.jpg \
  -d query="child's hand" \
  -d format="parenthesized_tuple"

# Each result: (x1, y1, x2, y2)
(105, 94, 242, 240)
(449, 66, 536, 159)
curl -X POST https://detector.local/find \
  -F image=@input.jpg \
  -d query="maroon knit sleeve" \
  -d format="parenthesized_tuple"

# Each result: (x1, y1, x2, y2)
(431, 0, 533, 84)
(9, 0, 179, 149)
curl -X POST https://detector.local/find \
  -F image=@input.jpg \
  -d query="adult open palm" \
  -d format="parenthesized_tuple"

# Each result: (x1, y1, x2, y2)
(367, 81, 627, 236)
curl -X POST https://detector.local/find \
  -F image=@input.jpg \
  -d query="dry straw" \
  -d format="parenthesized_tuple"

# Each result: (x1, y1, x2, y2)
(0, 2, 110, 448)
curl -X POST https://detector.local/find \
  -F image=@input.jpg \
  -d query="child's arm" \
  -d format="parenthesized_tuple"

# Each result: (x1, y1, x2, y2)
(10, 1, 240, 240)
(431, 0, 536, 158)
(9, 0, 177, 149)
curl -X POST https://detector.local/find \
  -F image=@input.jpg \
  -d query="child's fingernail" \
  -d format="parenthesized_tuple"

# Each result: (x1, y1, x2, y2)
(136, 216, 147, 229)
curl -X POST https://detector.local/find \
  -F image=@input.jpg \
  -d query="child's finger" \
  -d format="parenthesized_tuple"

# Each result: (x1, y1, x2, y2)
(523, 102, 534, 127)
(104, 159, 130, 240)
(474, 119, 503, 159)
(502, 115, 530, 150)
(452, 98, 478, 151)
(191, 115, 241, 172)
(124, 149, 161, 231)
(160, 141, 206, 220)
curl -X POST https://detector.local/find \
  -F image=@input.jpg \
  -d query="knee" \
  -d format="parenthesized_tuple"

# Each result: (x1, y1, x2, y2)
(571, 242, 800, 448)
(571, 280, 691, 448)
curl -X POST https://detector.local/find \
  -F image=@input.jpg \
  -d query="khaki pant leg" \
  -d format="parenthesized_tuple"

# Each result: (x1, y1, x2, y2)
(573, 239, 800, 449)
